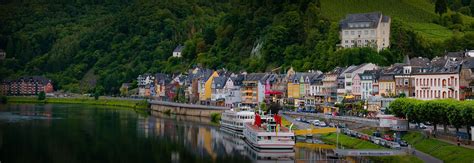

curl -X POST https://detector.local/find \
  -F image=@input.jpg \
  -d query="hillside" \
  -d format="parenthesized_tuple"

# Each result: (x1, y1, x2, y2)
(0, 0, 473, 95)
(320, 0, 474, 41)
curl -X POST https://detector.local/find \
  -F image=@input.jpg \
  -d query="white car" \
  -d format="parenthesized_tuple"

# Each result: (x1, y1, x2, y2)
(319, 122, 327, 127)
(311, 120, 320, 126)
(419, 123, 427, 129)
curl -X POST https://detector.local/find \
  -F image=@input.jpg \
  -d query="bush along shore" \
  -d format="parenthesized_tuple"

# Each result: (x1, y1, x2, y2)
(6, 96, 148, 109)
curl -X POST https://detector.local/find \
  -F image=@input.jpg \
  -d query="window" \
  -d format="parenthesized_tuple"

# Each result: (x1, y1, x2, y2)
(404, 79, 409, 85)
(364, 30, 368, 35)
(345, 40, 348, 43)
(351, 31, 354, 35)
(358, 31, 361, 35)
(371, 30, 375, 35)
(344, 31, 349, 35)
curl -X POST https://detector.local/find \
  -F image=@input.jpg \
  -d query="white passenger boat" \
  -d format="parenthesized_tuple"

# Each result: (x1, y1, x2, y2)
(220, 106, 255, 133)
(243, 114, 295, 150)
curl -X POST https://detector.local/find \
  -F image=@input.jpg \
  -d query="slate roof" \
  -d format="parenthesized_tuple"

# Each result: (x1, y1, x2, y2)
(213, 77, 227, 89)
(346, 63, 369, 73)
(462, 57, 474, 69)
(244, 73, 267, 82)
(310, 74, 324, 85)
(173, 45, 184, 53)
(155, 73, 171, 85)
(230, 75, 244, 86)
(6, 76, 52, 84)
(410, 57, 430, 67)
(360, 69, 381, 80)
(340, 12, 389, 29)
(379, 74, 394, 81)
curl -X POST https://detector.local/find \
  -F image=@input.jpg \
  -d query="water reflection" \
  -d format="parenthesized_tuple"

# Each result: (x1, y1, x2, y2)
(0, 104, 349, 163)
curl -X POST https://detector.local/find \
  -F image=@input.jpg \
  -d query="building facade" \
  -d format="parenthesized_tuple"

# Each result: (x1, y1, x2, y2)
(340, 12, 391, 51)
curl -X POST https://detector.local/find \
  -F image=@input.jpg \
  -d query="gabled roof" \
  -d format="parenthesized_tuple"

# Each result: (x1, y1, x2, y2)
(340, 12, 389, 29)
(230, 75, 244, 86)
(9, 76, 52, 84)
(379, 74, 394, 81)
(244, 73, 267, 82)
(462, 57, 474, 69)
(173, 45, 184, 53)
(213, 77, 227, 89)
(410, 57, 430, 67)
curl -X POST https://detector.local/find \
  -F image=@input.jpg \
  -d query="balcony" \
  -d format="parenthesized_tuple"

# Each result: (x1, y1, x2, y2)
(242, 89, 254, 93)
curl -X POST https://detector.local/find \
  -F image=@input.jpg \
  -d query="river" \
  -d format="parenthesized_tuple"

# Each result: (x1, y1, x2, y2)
(0, 104, 361, 163)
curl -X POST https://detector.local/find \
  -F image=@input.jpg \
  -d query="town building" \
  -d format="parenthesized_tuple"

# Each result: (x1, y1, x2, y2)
(460, 57, 474, 100)
(211, 76, 227, 105)
(154, 73, 171, 100)
(352, 74, 361, 99)
(413, 57, 462, 100)
(241, 73, 267, 108)
(340, 12, 391, 51)
(172, 45, 184, 58)
(343, 63, 378, 95)
(360, 69, 381, 100)
(137, 73, 154, 97)
(378, 74, 396, 97)
(224, 75, 244, 108)
(0, 76, 54, 95)
(322, 67, 344, 103)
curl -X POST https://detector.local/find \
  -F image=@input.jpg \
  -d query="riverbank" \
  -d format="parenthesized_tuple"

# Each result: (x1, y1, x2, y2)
(403, 132, 474, 163)
(319, 133, 423, 163)
(6, 96, 148, 109)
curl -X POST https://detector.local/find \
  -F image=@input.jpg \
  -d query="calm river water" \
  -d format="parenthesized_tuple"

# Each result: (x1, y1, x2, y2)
(0, 104, 360, 163)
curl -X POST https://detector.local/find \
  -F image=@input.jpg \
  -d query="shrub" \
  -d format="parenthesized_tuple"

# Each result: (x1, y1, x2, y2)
(211, 113, 221, 123)
(37, 91, 46, 101)
(0, 95, 7, 104)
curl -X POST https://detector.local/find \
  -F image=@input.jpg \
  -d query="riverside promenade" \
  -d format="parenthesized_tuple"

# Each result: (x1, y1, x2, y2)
(148, 100, 230, 117)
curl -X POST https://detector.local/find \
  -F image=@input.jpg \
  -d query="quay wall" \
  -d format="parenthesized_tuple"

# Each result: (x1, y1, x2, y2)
(149, 100, 229, 117)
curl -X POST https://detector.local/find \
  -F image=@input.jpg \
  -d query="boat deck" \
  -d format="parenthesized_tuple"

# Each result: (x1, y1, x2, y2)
(246, 123, 290, 132)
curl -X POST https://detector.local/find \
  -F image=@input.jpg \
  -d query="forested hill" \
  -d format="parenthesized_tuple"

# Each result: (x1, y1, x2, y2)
(0, 0, 473, 94)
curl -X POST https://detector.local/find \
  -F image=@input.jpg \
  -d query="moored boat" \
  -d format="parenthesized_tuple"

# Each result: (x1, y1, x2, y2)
(220, 106, 255, 133)
(243, 113, 295, 150)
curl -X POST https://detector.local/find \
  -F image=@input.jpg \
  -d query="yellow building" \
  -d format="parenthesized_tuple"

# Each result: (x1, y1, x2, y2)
(287, 82, 300, 99)
(204, 71, 219, 100)
(379, 75, 396, 97)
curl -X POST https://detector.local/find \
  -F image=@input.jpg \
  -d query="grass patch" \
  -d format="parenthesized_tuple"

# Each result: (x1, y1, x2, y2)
(281, 116, 298, 130)
(320, 0, 438, 23)
(320, 133, 384, 149)
(403, 132, 474, 163)
(320, 133, 422, 162)
(7, 96, 148, 109)
(407, 22, 454, 41)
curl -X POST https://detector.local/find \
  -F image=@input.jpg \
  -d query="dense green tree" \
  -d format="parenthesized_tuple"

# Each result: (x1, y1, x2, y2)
(38, 91, 46, 101)
(436, 0, 449, 16)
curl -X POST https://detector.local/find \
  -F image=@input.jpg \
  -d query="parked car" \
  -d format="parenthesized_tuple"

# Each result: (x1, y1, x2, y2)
(398, 140, 408, 147)
(388, 141, 401, 149)
(329, 122, 336, 127)
(350, 131, 358, 137)
(311, 120, 320, 126)
(360, 134, 370, 141)
(383, 134, 394, 141)
(418, 123, 427, 129)
(319, 122, 327, 127)
(372, 137, 381, 145)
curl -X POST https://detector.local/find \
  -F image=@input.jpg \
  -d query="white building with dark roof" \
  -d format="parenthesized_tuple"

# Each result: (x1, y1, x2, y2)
(339, 12, 390, 51)
(172, 45, 184, 58)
